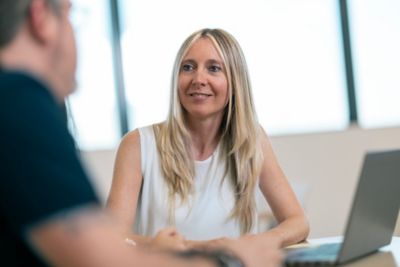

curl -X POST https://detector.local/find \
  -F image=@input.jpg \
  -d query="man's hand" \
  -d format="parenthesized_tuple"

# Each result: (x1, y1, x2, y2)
(187, 234, 283, 267)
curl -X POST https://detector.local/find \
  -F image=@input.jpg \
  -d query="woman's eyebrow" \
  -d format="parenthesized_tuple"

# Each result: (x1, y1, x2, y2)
(181, 58, 224, 66)
(207, 59, 223, 65)
(181, 59, 196, 64)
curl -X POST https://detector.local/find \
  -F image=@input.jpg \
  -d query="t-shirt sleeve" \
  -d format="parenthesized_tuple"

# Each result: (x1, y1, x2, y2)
(0, 77, 99, 234)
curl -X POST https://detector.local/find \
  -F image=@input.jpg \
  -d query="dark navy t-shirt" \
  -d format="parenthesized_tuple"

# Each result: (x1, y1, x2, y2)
(0, 71, 99, 266)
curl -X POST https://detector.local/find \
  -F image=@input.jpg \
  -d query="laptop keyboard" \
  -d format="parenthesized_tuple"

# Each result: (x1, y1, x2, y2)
(285, 243, 341, 266)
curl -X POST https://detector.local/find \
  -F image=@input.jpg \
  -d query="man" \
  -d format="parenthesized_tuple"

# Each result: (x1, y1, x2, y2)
(0, 0, 282, 266)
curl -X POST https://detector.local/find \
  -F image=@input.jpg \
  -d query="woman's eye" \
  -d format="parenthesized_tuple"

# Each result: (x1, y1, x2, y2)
(181, 64, 194, 72)
(209, 65, 222, 72)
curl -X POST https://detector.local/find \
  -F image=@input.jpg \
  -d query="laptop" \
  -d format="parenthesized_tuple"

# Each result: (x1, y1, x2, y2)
(285, 149, 400, 266)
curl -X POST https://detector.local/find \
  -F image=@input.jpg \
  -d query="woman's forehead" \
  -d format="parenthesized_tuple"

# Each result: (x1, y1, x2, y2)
(183, 37, 223, 62)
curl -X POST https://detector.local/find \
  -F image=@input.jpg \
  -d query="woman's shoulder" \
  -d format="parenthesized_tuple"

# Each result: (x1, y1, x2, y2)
(118, 129, 141, 150)
(119, 122, 167, 149)
(123, 123, 160, 139)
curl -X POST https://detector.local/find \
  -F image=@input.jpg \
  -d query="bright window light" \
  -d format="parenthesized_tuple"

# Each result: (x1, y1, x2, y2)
(119, 0, 349, 135)
(67, 0, 120, 150)
(349, 0, 400, 128)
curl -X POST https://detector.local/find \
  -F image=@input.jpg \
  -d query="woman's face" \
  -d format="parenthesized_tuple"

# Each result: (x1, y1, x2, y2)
(178, 37, 229, 122)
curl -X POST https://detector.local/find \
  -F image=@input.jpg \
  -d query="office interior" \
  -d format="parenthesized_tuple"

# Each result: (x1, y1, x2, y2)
(67, 0, 400, 239)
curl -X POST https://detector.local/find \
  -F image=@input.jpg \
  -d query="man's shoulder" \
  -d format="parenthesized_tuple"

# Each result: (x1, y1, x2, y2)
(0, 70, 64, 139)
(0, 70, 56, 114)
(0, 70, 50, 98)
(0, 70, 39, 84)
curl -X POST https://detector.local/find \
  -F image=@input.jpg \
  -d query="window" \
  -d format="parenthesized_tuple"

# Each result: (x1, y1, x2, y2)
(67, 0, 120, 150)
(348, 0, 400, 128)
(119, 0, 349, 135)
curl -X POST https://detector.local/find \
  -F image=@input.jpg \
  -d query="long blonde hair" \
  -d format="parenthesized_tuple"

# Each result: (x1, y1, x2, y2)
(154, 28, 263, 233)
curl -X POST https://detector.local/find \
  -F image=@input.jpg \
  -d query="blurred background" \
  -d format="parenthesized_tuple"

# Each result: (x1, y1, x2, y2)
(67, 0, 400, 238)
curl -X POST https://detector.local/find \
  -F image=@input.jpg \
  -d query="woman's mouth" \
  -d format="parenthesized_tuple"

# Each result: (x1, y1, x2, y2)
(189, 92, 212, 98)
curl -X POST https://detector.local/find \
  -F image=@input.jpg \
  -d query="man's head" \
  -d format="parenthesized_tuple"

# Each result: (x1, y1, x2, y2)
(0, 0, 31, 48)
(0, 0, 77, 101)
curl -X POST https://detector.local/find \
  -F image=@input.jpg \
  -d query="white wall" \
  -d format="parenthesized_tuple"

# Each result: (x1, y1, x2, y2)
(81, 126, 400, 238)
(267, 125, 400, 238)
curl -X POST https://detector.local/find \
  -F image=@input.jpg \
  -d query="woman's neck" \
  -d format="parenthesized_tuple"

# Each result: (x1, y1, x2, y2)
(186, 117, 222, 161)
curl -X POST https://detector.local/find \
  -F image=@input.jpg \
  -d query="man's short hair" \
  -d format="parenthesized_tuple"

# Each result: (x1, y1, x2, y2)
(0, 0, 61, 48)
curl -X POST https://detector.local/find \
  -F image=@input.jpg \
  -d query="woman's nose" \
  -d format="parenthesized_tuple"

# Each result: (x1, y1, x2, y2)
(192, 69, 207, 87)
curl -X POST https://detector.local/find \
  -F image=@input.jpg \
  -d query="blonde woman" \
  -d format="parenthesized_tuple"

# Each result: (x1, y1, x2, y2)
(107, 28, 309, 261)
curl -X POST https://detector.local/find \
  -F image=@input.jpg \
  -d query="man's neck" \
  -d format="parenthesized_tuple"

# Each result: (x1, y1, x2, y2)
(0, 34, 65, 103)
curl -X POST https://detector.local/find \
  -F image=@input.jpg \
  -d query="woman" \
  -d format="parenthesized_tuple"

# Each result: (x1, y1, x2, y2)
(107, 28, 309, 254)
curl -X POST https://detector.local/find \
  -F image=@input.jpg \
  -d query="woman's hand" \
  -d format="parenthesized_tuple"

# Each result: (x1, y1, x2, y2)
(187, 234, 283, 267)
(147, 227, 188, 252)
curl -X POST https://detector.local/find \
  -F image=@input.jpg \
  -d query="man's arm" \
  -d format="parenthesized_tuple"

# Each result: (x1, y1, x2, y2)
(27, 206, 217, 267)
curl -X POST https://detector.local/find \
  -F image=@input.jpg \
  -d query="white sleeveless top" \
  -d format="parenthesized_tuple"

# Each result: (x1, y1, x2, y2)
(135, 125, 258, 240)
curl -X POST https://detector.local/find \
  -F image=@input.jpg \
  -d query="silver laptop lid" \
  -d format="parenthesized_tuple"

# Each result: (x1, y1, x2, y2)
(338, 149, 400, 263)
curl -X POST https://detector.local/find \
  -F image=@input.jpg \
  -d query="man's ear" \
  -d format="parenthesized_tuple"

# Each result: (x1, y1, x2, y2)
(27, 0, 58, 45)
